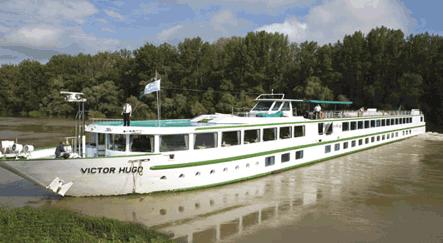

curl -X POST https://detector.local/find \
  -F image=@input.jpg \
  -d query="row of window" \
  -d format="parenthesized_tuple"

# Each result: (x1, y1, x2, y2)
(105, 125, 306, 153)
(325, 129, 412, 153)
(159, 149, 305, 180)
(342, 117, 413, 132)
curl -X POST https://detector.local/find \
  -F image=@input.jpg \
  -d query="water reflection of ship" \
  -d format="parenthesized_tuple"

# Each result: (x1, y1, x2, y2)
(51, 166, 325, 242)
(51, 141, 422, 243)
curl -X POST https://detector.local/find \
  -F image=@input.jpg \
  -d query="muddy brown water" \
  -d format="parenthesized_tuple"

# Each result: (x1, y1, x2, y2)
(0, 117, 442, 242)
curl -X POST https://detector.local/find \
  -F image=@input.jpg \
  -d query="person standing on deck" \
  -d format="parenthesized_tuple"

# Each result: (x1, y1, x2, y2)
(314, 104, 322, 119)
(122, 103, 132, 126)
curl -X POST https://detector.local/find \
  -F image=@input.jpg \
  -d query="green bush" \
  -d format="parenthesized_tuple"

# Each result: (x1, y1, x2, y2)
(0, 207, 171, 243)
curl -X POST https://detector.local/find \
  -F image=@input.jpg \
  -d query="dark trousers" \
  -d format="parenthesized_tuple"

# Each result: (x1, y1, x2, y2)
(123, 113, 131, 126)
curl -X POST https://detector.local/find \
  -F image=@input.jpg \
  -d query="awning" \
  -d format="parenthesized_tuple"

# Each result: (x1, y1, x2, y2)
(304, 99, 353, 105)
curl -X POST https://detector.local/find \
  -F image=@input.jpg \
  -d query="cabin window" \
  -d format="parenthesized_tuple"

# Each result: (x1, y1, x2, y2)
(365, 138, 369, 144)
(386, 119, 391, 126)
(281, 102, 290, 111)
(371, 137, 375, 142)
(325, 123, 333, 135)
(97, 133, 105, 146)
(325, 145, 331, 153)
(382, 135, 385, 140)
(107, 134, 126, 151)
(342, 122, 349, 131)
(376, 120, 381, 127)
(244, 129, 260, 144)
(358, 139, 363, 145)
(252, 101, 273, 111)
(381, 119, 386, 126)
(294, 125, 305, 137)
(421, 116, 424, 122)
(194, 132, 217, 149)
(130, 135, 154, 152)
(272, 101, 283, 111)
(409, 118, 412, 123)
(377, 136, 380, 141)
(390, 118, 394, 125)
(265, 156, 275, 166)
(263, 128, 277, 141)
(395, 132, 399, 137)
(351, 140, 356, 147)
(295, 150, 304, 159)
(281, 153, 290, 163)
(350, 121, 356, 130)
(334, 143, 340, 151)
(370, 120, 375, 127)
(279, 127, 292, 139)
(343, 142, 349, 149)
(318, 123, 324, 135)
(364, 120, 370, 128)
(358, 121, 363, 129)
(222, 131, 241, 147)
(387, 134, 390, 139)
(160, 134, 189, 152)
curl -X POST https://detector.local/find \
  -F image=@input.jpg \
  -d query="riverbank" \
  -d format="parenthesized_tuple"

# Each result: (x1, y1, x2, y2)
(0, 206, 171, 243)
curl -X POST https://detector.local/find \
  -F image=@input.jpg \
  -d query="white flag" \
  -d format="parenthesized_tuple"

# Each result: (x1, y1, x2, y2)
(144, 79, 161, 95)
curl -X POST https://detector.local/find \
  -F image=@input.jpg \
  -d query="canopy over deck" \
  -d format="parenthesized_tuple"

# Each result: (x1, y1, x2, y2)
(304, 99, 353, 105)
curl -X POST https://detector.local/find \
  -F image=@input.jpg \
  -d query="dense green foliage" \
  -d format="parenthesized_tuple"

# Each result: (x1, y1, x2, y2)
(0, 206, 171, 242)
(0, 27, 442, 131)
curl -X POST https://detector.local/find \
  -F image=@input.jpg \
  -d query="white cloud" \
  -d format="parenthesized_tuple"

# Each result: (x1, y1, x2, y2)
(156, 10, 253, 42)
(177, 0, 315, 14)
(104, 9, 125, 21)
(0, 0, 121, 61)
(256, 0, 416, 44)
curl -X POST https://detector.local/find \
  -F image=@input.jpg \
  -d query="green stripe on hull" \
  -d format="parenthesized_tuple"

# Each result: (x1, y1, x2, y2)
(150, 125, 425, 170)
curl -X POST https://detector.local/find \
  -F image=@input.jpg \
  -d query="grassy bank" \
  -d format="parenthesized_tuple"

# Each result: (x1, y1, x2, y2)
(0, 207, 171, 242)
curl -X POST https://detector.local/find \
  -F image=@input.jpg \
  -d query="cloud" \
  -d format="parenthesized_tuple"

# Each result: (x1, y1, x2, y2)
(104, 9, 125, 21)
(156, 10, 253, 42)
(0, 0, 121, 62)
(176, 0, 315, 14)
(256, 0, 416, 44)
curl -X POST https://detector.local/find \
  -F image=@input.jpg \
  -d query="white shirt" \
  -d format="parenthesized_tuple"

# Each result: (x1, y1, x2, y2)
(123, 103, 132, 114)
(314, 105, 321, 112)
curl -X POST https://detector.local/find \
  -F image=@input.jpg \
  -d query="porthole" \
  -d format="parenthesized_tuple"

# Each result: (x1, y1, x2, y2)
(210, 169, 215, 174)
(256, 161, 259, 165)
(235, 165, 240, 170)
(160, 209, 167, 215)
(179, 174, 185, 178)
(195, 203, 200, 209)
(195, 172, 200, 176)
(223, 167, 228, 172)
(160, 176, 167, 180)
(178, 206, 184, 212)
(246, 163, 250, 168)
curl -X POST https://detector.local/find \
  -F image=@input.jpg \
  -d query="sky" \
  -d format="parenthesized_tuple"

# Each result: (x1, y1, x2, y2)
(0, 0, 441, 64)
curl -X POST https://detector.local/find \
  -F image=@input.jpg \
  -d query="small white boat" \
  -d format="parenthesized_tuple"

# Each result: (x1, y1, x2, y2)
(0, 93, 426, 196)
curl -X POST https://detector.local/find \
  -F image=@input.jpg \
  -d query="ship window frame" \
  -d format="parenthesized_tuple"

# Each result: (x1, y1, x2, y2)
(263, 127, 277, 141)
(244, 129, 260, 144)
(106, 134, 126, 152)
(381, 119, 386, 126)
(358, 139, 363, 145)
(265, 156, 275, 166)
(376, 120, 381, 127)
(325, 123, 333, 135)
(334, 143, 340, 151)
(281, 153, 290, 163)
(281, 102, 290, 111)
(351, 140, 356, 147)
(350, 121, 357, 130)
(252, 101, 274, 111)
(279, 126, 292, 139)
(364, 120, 370, 128)
(386, 119, 391, 126)
(343, 141, 349, 149)
(370, 120, 375, 127)
(294, 125, 305, 137)
(194, 132, 218, 150)
(318, 123, 324, 135)
(325, 145, 331, 153)
(130, 134, 155, 152)
(222, 131, 241, 147)
(371, 137, 375, 142)
(358, 121, 363, 129)
(365, 137, 369, 144)
(271, 101, 283, 111)
(295, 150, 304, 159)
(160, 134, 189, 152)
(342, 122, 349, 131)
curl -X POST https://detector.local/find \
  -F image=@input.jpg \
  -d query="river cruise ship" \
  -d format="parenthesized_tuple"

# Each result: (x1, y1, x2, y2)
(0, 94, 426, 196)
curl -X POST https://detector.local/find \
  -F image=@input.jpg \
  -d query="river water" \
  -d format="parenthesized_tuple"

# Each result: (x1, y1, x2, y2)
(1, 117, 442, 242)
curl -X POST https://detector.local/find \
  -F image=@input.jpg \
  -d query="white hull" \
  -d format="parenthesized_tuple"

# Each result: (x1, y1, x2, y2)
(0, 119, 425, 196)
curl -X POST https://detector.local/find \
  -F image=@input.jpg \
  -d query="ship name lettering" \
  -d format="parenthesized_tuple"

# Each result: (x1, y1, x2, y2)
(80, 166, 142, 174)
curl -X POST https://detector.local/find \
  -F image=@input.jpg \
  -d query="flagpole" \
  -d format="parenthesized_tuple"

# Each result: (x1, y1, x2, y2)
(156, 90, 160, 126)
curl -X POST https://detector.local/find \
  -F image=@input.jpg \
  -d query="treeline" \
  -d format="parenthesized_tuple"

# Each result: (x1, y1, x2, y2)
(0, 27, 442, 131)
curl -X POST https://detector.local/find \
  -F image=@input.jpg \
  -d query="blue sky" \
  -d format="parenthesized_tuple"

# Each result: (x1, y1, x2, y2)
(0, 0, 441, 64)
